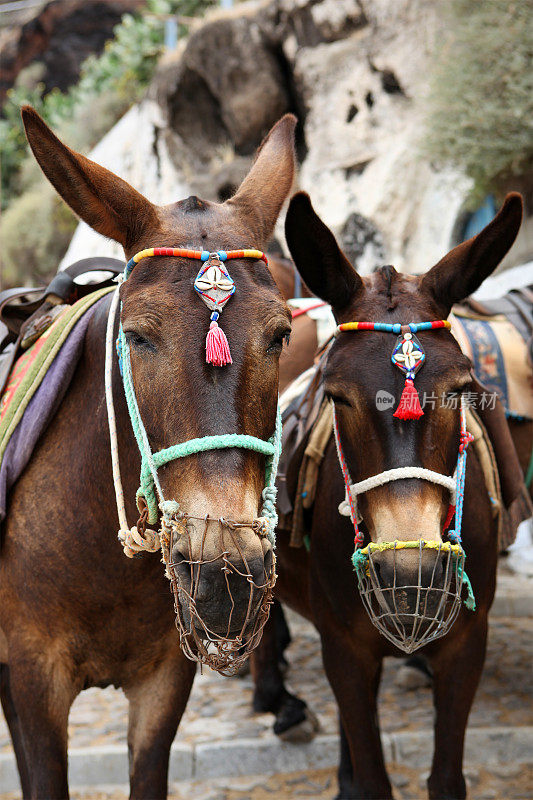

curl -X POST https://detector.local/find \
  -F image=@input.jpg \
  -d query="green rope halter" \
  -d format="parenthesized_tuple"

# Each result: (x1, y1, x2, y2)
(117, 249, 282, 542)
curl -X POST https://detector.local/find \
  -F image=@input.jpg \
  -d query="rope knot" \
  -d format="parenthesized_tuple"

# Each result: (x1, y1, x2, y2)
(459, 430, 474, 453)
(354, 531, 365, 548)
(160, 499, 180, 520)
(253, 516, 274, 538)
(261, 485, 277, 512)
(118, 526, 160, 558)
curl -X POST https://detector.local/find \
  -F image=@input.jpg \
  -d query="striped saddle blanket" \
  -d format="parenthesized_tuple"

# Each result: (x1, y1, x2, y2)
(0, 289, 112, 524)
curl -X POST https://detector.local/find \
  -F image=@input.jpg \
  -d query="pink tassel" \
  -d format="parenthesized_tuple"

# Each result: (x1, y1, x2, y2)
(393, 378, 424, 420)
(206, 320, 232, 366)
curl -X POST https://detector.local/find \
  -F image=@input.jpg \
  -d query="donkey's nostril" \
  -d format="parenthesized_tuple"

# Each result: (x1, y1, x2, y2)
(171, 547, 187, 567)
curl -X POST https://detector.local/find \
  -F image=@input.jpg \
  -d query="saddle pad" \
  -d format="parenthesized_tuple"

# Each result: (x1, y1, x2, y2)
(0, 288, 113, 524)
(450, 313, 532, 420)
(287, 299, 335, 348)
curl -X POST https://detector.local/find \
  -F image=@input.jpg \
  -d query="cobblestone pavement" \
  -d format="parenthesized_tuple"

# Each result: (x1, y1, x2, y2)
(0, 563, 531, 798)
(1, 617, 530, 754)
(78, 762, 533, 799)
(2, 763, 531, 800)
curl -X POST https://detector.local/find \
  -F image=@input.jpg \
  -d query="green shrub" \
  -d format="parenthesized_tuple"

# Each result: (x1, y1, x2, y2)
(0, 184, 77, 287)
(1, 0, 217, 286)
(423, 0, 533, 203)
(0, 0, 216, 208)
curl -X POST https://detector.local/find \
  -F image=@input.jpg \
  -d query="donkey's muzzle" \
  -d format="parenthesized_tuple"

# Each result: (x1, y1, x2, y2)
(163, 516, 276, 675)
(355, 541, 467, 653)
(171, 550, 273, 637)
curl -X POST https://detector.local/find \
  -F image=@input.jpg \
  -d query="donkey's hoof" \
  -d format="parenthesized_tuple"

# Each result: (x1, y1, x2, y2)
(275, 705, 320, 743)
(394, 663, 432, 690)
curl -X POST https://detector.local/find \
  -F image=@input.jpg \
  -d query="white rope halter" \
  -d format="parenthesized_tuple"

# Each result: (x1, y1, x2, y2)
(336, 430, 457, 522)
(105, 286, 160, 556)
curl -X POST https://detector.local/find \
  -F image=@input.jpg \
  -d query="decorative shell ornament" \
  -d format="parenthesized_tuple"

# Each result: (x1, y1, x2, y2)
(194, 252, 236, 366)
(391, 331, 425, 375)
(391, 331, 425, 420)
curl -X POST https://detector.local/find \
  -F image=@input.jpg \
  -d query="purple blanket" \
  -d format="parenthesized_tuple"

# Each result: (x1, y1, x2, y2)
(0, 298, 105, 523)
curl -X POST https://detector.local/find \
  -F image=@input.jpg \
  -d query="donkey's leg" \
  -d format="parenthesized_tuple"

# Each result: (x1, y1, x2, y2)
(337, 716, 355, 800)
(427, 616, 488, 800)
(273, 599, 292, 669)
(0, 664, 31, 798)
(125, 652, 196, 800)
(250, 603, 318, 742)
(7, 651, 75, 799)
(320, 629, 391, 800)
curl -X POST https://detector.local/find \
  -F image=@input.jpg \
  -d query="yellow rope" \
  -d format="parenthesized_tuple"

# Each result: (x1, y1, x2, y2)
(358, 540, 465, 558)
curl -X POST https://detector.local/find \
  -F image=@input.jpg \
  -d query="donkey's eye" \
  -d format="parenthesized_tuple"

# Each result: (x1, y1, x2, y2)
(267, 331, 291, 354)
(446, 380, 473, 398)
(124, 331, 154, 351)
(325, 391, 352, 408)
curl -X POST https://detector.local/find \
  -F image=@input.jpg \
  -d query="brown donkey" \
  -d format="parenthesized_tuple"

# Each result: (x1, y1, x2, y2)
(0, 107, 296, 799)
(266, 192, 523, 799)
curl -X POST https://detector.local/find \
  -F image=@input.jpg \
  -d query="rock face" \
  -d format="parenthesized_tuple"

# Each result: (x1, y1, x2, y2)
(166, 14, 291, 158)
(60, 0, 530, 275)
(0, 0, 143, 102)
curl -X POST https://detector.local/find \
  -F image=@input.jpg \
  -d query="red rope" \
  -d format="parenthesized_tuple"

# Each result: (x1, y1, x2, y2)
(291, 302, 328, 319)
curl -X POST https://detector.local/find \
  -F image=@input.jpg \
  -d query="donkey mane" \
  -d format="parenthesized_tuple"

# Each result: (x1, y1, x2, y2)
(182, 195, 207, 212)
(375, 264, 397, 307)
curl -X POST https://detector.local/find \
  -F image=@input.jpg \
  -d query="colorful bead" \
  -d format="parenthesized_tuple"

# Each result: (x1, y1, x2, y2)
(336, 319, 450, 336)
(123, 247, 268, 281)
(121, 246, 269, 370)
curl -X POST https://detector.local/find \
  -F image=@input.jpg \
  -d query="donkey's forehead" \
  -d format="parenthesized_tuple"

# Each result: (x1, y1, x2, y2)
(153, 200, 259, 251)
(349, 266, 439, 318)
(362, 267, 419, 296)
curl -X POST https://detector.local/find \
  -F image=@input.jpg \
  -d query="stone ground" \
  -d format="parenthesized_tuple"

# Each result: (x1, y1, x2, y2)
(1, 763, 526, 800)
(0, 561, 531, 799)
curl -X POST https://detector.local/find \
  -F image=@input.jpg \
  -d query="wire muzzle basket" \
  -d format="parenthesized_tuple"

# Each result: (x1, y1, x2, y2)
(353, 540, 473, 653)
(160, 511, 276, 676)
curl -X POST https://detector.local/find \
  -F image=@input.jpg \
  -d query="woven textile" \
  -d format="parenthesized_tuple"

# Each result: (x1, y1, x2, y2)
(0, 289, 112, 523)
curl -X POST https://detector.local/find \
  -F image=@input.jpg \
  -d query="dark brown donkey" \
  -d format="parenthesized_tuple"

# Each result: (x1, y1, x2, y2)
(0, 107, 296, 799)
(264, 192, 523, 799)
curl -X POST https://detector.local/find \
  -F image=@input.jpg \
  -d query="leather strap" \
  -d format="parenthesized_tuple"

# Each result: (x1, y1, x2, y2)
(0, 258, 123, 339)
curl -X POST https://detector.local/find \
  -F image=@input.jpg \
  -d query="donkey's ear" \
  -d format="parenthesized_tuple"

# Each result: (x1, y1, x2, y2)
(226, 114, 297, 243)
(421, 193, 523, 312)
(285, 192, 362, 310)
(21, 106, 158, 248)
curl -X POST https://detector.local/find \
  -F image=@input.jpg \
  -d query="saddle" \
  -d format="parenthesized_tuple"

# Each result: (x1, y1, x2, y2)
(277, 357, 532, 553)
(0, 257, 124, 397)
(454, 285, 533, 373)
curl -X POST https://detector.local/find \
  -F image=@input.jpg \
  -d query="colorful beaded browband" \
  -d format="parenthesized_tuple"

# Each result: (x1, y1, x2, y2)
(334, 319, 451, 420)
(124, 247, 268, 366)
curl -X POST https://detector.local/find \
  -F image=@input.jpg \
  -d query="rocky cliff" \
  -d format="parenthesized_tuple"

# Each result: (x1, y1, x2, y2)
(60, 0, 531, 274)
(0, 0, 143, 102)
